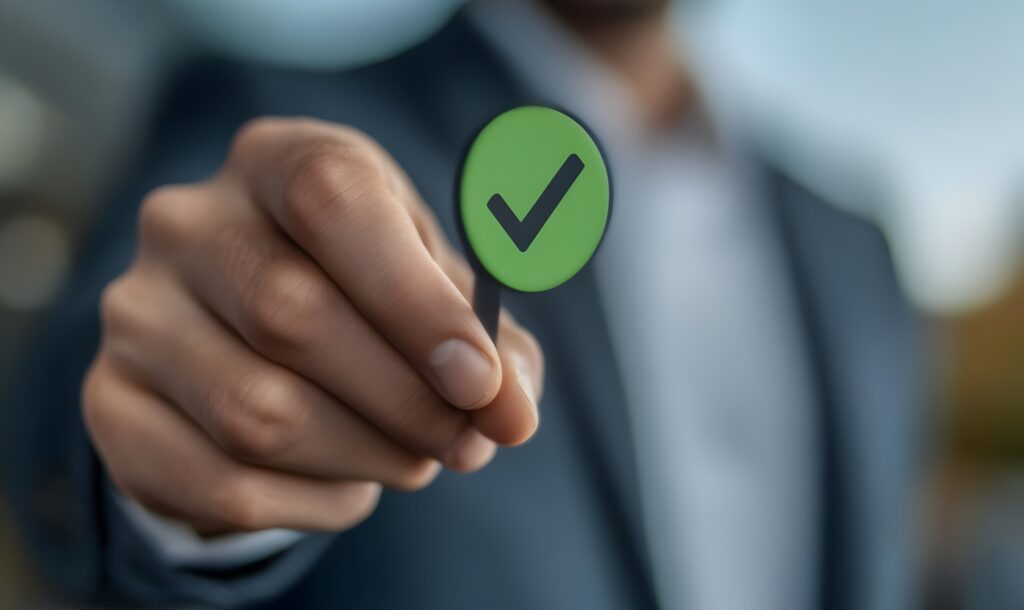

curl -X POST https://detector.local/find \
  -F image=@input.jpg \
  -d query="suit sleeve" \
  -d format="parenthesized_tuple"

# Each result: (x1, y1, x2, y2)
(0, 90, 336, 607)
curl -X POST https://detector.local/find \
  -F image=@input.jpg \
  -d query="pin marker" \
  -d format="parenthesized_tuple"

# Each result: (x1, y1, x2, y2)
(456, 106, 612, 340)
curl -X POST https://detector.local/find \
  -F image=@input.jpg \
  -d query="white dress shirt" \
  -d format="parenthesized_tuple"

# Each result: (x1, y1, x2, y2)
(123, 2, 820, 608)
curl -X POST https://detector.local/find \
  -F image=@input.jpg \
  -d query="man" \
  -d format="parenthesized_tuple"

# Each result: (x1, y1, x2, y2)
(3, 0, 927, 608)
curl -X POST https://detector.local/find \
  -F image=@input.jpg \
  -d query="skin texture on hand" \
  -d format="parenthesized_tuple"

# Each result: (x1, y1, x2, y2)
(82, 117, 544, 534)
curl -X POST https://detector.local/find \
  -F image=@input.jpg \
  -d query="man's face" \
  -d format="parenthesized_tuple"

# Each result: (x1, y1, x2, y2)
(539, 0, 670, 26)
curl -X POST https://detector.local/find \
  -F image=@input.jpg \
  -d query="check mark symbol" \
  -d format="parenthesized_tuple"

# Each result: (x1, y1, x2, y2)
(487, 153, 585, 252)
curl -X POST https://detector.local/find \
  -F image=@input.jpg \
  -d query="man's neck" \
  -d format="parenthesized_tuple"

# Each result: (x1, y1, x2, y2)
(557, 10, 694, 128)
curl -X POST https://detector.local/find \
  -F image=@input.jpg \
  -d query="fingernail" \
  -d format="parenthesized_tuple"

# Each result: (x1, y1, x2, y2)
(445, 428, 496, 472)
(430, 339, 497, 408)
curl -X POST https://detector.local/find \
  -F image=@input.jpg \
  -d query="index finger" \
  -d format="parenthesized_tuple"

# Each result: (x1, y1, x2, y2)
(225, 117, 501, 409)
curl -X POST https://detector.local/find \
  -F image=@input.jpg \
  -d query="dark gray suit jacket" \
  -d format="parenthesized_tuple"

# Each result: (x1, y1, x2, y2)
(2, 13, 928, 610)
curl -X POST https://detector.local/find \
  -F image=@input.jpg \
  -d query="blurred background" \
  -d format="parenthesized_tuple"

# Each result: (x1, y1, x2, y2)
(0, 0, 1022, 608)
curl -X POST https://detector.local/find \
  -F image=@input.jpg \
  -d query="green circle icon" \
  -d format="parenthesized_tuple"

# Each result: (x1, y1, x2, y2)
(458, 106, 611, 292)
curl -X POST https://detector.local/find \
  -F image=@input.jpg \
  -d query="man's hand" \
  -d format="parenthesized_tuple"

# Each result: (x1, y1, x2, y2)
(82, 118, 543, 534)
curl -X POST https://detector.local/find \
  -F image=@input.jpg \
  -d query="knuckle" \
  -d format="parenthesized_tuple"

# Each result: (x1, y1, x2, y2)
(212, 472, 268, 531)
(99, 275, 143, 336)
(99, 272, 163, 346)
(280, 139, 383, 237)
(389, 459, 441, 492)
(230, 117, 290, 161)
(244, 261, 331, 351)
(98, 277, 129, 331)
(138, 185, 202, 249)
(211, 374, 307, 462)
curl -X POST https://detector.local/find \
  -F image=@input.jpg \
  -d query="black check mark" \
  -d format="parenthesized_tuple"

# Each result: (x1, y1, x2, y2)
(487, 153, 585, 252)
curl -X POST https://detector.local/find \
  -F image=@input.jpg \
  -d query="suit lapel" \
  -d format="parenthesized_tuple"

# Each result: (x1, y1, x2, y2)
(766, 165, 925, 610)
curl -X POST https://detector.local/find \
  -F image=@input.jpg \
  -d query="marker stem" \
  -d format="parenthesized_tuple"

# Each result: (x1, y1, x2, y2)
(473, 274, 501, 342)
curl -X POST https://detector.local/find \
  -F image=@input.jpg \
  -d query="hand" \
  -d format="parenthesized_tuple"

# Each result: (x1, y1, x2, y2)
(82, 118, 543, 534)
